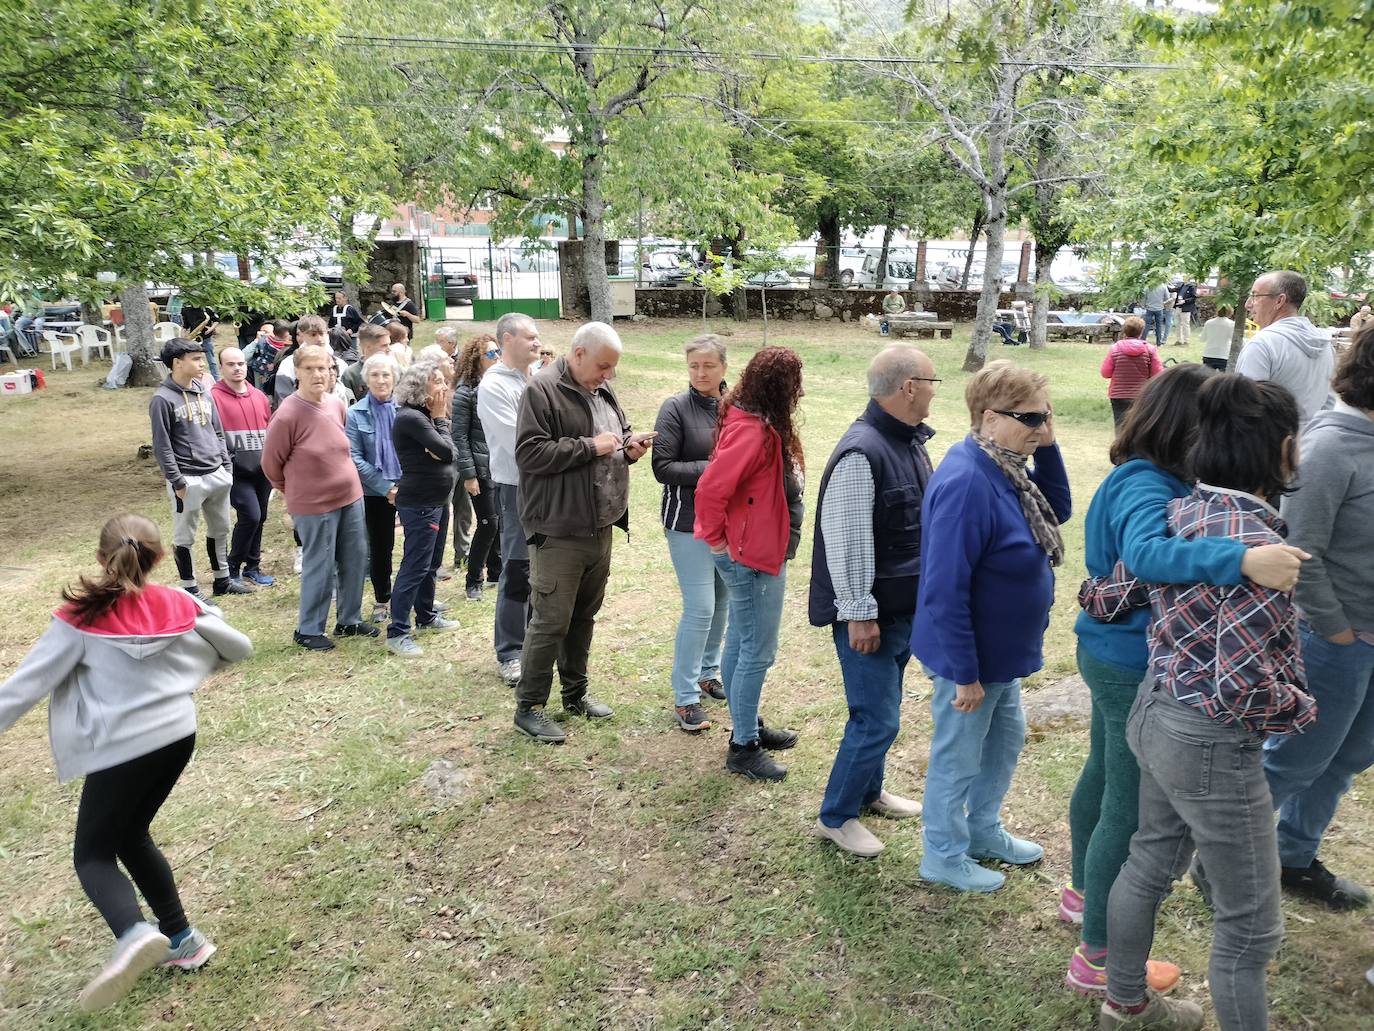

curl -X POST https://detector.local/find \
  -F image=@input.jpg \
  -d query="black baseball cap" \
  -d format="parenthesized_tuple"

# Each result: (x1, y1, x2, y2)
(160, 338, 203, 367)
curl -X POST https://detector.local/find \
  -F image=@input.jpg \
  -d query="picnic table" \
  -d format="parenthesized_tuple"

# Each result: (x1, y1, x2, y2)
(889, 316, 954, 339)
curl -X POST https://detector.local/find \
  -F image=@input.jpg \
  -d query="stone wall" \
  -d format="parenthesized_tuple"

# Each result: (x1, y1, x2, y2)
(558, 240, 622, 319)
(635, 286, 1024, 322)
(363, 239, 422, 314)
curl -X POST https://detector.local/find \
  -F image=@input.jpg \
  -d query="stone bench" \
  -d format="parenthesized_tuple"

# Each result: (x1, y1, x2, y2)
(1046, 322, 1120, 343)
(889, 320, 954, 339)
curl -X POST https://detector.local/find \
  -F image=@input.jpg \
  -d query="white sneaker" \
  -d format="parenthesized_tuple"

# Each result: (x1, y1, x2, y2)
(498, 658, 522, 686)
(815, 818, 884, 858)
(292, 546, 303, 574)
(869, 790, 922, 820)
(78, 921, 169, 1012)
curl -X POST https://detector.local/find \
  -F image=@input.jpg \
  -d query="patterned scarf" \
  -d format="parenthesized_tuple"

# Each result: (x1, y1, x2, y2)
(369, 393, 401, 482)
(972, 432, 1064, 567)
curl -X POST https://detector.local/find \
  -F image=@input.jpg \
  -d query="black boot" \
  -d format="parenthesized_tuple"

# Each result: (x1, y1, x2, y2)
(726, 739, 787, 781)
(757, 716, 799, 751)
(1281, 859, 1369, 910)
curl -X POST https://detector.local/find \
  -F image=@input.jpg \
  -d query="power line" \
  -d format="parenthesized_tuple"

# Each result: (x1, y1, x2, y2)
(335, 34, 1176, 71)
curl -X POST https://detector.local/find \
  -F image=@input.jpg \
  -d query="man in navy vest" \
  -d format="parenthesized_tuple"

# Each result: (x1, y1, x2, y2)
(811, 345, 939, 857)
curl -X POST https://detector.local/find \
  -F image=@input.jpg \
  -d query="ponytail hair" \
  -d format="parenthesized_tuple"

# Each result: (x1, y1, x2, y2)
(1188, 374, 1299, 499)
(61, 514, 164, 625)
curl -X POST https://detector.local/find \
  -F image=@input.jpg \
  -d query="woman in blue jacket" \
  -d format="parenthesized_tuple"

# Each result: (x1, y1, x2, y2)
(1065, 364, 1304, 995)
(346, 353, 402, 624)
(913, 361, 1071, 893)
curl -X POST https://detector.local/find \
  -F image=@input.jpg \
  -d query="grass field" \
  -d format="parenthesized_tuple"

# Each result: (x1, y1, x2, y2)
(1, 319, 1371, 1030)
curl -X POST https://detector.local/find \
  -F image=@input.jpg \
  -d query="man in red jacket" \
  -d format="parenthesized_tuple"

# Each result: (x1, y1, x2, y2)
(211, 347, 277, 586)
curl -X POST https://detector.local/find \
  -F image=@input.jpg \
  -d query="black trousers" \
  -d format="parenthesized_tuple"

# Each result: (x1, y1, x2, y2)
(73, 735, 195, 939)
(1110, 397, 1134, 428)
(1202, 356, 1228, 372)
(465, 479, 503, 590)
(363, 493, 397, 604)
(228, 466, 273, 574)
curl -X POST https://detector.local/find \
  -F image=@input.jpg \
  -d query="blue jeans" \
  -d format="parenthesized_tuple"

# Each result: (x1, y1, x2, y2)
(713, 554, 787, 745)
(921, 670, 1026, 861)
(1143, 309, 1166, 346)
(294, 499, 366, 636)
(1108, 684, 1280, 1030)
(665, 530, 727, 706)
(1264, 624, 1374, 867)
(819, 616, 912, 827)
(389, 504, 450, 638)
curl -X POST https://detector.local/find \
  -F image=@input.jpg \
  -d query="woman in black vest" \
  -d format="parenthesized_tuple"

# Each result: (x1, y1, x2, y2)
(653, 335, 729, 734)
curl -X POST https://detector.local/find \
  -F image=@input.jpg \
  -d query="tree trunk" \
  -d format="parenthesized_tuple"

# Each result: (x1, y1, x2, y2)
(121, 282, 159, 386)
(818, 203, 842, 287)
(963, 196, 1005, 373)
(80, 299, 103, 328)
(761, 288, 769, 344)
(960, 209, 985, 290)
(338, 204, 364, 306)
(1029, 239, 1055, 351)
(875, 214, 896, 291)
(1227, 273, 1255, 370)
(580, 146, 612, 324)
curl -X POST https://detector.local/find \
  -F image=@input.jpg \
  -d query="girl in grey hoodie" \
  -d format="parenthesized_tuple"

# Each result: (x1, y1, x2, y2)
(0, 514, 252, 1012)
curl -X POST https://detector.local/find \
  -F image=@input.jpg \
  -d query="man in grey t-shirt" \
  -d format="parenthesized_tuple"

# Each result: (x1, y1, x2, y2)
(1142, 282, 1170, 346)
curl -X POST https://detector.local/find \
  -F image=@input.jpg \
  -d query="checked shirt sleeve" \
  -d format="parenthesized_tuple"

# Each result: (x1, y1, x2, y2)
(1209, 583, 1315, 734)
(820, 452, 878, 621)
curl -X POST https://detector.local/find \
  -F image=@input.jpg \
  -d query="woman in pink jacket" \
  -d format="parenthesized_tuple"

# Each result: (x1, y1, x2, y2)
(1102, 315, 1164, 427)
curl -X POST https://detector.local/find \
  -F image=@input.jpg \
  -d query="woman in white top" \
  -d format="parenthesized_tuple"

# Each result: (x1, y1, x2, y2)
(1200, 305, 1236, 371)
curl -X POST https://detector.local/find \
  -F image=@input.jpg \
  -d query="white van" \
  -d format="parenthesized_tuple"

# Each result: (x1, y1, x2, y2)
(853, 253, 919, 289)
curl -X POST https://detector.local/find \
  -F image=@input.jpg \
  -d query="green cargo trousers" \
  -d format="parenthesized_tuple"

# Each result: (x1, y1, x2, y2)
(516, 527, 614, 709)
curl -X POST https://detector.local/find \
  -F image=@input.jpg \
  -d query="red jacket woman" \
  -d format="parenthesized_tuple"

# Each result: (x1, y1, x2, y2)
(694, 405, 793, 576)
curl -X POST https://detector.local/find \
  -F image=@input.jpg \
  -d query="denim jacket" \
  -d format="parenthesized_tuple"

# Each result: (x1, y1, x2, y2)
(345, 396, 396, 498)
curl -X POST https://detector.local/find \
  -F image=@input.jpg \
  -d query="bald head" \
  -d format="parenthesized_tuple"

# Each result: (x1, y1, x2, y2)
(868, 345, 937, 426)
(568, 321, 623, 391)
(219, 346, 248, 390)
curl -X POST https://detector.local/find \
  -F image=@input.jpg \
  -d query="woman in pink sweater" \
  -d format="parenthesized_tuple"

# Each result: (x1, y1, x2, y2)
(1101, 315, 1164, 428)
(261, 344, 373, 651)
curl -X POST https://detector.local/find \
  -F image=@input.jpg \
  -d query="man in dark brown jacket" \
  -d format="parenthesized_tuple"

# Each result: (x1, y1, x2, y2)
(512, 322, 655, 743)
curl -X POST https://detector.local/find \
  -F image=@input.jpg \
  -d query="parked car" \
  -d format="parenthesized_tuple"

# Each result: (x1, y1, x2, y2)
(511, 244, 558, 273)
(853, 253, 919, 289)
(836, 246, 869, 286)
(428, 257, 479, 304)
(644, 250, 691, 286)
(746, 269, 794, 287)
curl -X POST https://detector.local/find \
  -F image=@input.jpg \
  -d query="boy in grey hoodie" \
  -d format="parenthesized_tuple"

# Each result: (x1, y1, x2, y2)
(148, 339, 251, 597)
(0, 514, 252, 1011)
(1265, 329, 1374, 911)
(1237, 270, 1334, 424)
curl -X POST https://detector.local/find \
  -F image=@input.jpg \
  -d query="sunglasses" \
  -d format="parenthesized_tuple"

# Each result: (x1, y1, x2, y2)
(994, 409, 1051, 428)
(539, 350, 554, 358)
(484, 348, 501, 359)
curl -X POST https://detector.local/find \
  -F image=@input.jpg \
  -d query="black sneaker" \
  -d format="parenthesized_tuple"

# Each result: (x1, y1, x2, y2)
(293, 631, 336, 651)
(726, 739, 787, 781)
(1281, 858, 1370, 910)
(333, 622, 380, 638)
(698, 677, 726, 701)
(212, 577, 256, 596)
(675, 702, 712, 733)
(757, 717, 799, 751)
(514, 706, 567, 743)
(564, 695, 614, 720)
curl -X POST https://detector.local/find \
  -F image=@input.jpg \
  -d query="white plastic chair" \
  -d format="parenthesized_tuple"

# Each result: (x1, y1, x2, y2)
(111, 324, 127, 351)
(76, 325, 113, 363)
(41, 330, 83, 371)
(153, 321, 182, 344)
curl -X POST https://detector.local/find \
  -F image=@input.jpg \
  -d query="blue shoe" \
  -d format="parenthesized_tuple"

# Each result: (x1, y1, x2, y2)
(78, 921, 169, 1012)
(968, 827, 1044, 865)
(919, 853, 1005, 893)
(243, 568, 275, 586)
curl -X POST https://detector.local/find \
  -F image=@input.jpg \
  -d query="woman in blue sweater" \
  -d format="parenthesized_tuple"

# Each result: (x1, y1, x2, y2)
(913, 361, 1072, 893)
(1065, 364, 1306, 994)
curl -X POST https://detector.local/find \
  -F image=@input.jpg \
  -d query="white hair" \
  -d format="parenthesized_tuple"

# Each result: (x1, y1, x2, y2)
(362, 352, 399, 378)
(434, 327, 458, 345)
(417, 344, 450, 366)
(571, 321, 622, 355)
(394, 359, 441, 408)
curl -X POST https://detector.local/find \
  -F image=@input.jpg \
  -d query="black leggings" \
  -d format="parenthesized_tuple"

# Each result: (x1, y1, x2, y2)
(73, 735, 195, 939)
(465, 479, 503, 590)
(229, 467, 272, 574)
(363, 493, 397, 603)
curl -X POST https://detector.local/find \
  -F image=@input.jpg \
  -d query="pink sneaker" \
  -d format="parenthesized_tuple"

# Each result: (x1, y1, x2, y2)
(1058, 884, 1084, 925)
(1066, 945, 1181, 996)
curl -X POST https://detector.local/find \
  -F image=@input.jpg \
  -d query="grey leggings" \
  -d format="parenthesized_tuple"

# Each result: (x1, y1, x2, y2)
(1106, 684, 1282, 1030)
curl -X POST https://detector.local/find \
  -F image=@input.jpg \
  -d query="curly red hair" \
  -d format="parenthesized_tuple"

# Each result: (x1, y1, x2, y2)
(721, 346, 805, 471)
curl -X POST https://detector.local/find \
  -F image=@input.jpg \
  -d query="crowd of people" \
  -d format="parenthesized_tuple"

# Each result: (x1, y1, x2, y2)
(2, 271, 1373, 1028)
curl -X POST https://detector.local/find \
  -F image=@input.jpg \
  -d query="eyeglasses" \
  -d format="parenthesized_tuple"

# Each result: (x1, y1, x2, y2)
(1247, 292, 1280, 300)
(907, 376, 942, 385)
(539, 350, 554, 358)
(994, 409, 1051, 428)
(484, 348, 501, 359)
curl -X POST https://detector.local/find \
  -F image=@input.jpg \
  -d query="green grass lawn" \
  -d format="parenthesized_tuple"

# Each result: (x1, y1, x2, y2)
(1, 319, 1371, 1029)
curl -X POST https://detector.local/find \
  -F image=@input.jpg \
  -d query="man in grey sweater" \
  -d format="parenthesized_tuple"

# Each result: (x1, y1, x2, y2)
(1237, 270, 1334, 424)
(1264, 348, 1374, 911)
(149, 339, 252, 597)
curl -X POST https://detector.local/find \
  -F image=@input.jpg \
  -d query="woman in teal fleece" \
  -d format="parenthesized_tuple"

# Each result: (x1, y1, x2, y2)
(1064, 364, 1306, 994)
